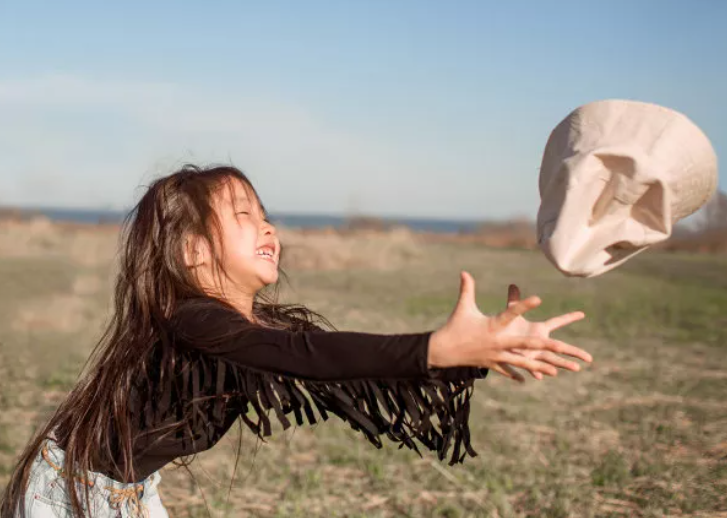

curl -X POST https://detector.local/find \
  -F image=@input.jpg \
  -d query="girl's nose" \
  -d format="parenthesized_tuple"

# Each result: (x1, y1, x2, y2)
(261, 220, 276, 235)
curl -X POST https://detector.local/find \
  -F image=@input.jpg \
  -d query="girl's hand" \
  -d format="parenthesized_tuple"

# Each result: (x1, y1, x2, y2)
(505, 284, 584, 380)
(428, 271, 592, 382)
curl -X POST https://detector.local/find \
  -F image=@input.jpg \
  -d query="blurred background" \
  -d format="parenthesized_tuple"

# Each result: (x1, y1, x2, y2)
(1, 2, 726, 517)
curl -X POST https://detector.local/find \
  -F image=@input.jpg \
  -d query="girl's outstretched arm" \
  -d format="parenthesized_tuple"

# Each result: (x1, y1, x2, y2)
(169, 270, 590, 384)
(169, 296, 484, 382)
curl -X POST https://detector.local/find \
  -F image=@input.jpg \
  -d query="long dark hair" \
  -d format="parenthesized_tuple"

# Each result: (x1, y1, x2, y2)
(1, 164, 333, 518)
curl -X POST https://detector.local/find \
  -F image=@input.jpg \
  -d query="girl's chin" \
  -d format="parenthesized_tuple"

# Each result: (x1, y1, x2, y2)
(260, 271, 279, 286)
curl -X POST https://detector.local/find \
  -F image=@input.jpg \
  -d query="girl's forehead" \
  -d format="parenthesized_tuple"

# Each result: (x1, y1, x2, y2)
(217, 178, 264, 212)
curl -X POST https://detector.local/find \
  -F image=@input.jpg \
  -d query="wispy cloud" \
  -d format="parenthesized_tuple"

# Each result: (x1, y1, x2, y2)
(0, 74, 416, 214)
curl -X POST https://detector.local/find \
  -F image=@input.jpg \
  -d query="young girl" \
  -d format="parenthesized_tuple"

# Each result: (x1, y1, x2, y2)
(1, 164, 592, 518)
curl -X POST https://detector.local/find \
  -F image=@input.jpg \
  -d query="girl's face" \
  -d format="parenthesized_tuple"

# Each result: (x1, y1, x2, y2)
(206, 178, 280, 294)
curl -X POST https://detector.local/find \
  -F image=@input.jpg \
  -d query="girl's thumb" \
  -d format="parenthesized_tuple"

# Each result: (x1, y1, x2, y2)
(454, 271, 477, 313)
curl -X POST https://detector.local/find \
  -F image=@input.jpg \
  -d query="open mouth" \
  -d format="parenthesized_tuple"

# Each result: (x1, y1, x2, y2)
(255, 245, 277, 263)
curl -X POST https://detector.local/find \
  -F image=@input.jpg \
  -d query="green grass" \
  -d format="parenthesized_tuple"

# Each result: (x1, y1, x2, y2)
(1, 241, 726, 517)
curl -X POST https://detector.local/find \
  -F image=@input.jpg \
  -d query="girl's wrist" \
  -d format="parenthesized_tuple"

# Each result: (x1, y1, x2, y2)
(428, 328, 453, 369)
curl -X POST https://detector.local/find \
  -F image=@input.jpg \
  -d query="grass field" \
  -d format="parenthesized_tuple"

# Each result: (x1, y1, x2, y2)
(1, 223, 726, 517)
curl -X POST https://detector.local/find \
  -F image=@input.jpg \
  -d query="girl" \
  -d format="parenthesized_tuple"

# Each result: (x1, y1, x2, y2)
(1, 164, 592, 518)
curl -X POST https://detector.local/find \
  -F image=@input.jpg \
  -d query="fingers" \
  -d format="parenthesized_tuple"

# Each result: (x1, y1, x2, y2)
(504, 287, 585, 333)
(506, 284, 521, 308)
(497, 351, 559, 377)
(500, 336, 593, 363)
(514, 361, 544, 380)
(526, 351, 583, 372)
(491, 363, 525, 383)
(544, 311, 586, 332)
(497, 296, 541, 326)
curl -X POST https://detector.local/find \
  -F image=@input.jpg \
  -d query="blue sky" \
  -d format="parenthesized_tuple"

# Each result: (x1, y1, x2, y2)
(0, 1, 725, 220)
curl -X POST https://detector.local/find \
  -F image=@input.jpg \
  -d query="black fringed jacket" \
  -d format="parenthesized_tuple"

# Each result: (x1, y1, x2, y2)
(92, 297, 488, 482)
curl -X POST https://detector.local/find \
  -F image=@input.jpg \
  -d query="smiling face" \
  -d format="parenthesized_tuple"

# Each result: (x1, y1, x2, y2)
(186, 176, 280, 300)
(219, 177, 280, 291)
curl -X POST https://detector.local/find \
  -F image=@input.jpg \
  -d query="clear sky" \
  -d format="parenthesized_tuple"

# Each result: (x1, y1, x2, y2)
(0, 1, 725, 220)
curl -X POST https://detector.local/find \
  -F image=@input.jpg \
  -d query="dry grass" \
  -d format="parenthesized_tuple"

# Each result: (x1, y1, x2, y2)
(1, 218, 726, 517)
(276, 225, 424, 271)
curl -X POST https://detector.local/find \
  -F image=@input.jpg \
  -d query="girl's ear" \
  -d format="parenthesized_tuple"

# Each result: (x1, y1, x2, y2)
(183, 235, 210, 268)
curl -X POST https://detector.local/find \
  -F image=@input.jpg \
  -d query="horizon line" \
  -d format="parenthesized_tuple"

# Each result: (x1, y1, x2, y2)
(0, 203, 536, 223)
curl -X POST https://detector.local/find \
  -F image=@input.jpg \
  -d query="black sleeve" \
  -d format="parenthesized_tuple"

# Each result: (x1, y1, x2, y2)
(168, 297, 487, 465)
(170, 298, 434, 381)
